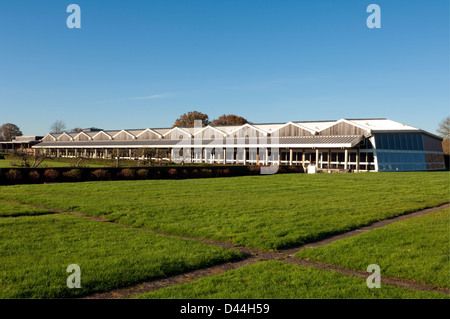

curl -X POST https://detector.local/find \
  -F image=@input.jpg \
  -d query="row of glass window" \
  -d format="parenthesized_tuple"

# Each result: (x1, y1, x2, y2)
(374, 134, 424, 151)
(377, 152, 425, 164)
(377, 151, 445, 171)
(378, 163, 427, 171)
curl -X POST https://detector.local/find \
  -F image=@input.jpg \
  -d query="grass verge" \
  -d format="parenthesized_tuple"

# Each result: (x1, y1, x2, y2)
(0, 171, 448, 250)
(296, 208, 450, 288)
(134, 260, 448, 299)
(0, 200, 54, 217)
(0, 213, 242, 298)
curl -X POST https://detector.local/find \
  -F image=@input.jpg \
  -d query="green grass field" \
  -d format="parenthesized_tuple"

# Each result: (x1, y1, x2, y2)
(0, 172, 448, 250)
(296, 208, 450, 288)
(0, 200, 54, 217)
(0, 159, 105, 168)
(0, 212, 241, 298)
(134, 261, 448, 299)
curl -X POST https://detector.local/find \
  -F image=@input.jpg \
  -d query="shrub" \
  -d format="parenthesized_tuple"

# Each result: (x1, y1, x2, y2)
(180, 169, 189, 178)
(200, 168, 213, 178)
(167, 168, 178, 177)
(136, 169, 149, 179)
(191, 169, 199, 177)
(287, 165, 303, 173)
(63, 169, 82, 181)
(248, 165, 260, 174)
(118, 168, 135, 179)
(277, 166, 286, 174)
(216, 168, 231, 177)
(91, 169, 110, 180)
(28, 170, 40, 182)
(6, 169, 22, 182)
(44, 169, 60, 182)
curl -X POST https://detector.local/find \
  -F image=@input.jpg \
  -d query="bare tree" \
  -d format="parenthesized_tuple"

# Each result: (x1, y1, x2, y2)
(437, 116, 450, 155)
(0, 123, 23, 141)
(10, 149, 50, 168)
(437, 116, 450, 139)
(50, 120, 66, 134)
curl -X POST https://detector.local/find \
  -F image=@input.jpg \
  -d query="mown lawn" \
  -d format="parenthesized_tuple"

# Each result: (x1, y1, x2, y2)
(0, 171, 448, 250)
(296, 208, 450, 288)
(134, 260, 448, 299)
(0, 159, 104, 168)
(0, 200, 54, 217)
(0, 213, 241, 298)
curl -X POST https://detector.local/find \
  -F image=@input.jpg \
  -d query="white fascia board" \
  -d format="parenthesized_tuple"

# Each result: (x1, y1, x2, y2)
(42, 133, 57, 141)
(228, 123, 268, 136)
(57, 132, 74, 141)
(162, 127, 193, 138)
(33, 143, 358, 149)
(193, 125, 227, 137)
(318, 119, 372, 134)
(136, 128, 163, 138)
(112, 130, 136, 139)
(73, 131, 93, 141)
(92, 131, 113, 140)
(272, 121, 317, 135)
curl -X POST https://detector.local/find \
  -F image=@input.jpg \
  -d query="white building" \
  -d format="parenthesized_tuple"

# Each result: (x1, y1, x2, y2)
(33, 118, 445, 172)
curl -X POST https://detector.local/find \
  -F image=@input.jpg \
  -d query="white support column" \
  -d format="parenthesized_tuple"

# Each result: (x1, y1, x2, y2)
(94, 149, 97, 158)
(57, 149, 60, 157)
(243, 148, 247, 165)
(223, 149, 226, 164)
(289, 149, 293, 165)
(316, 149, 319, 167)
(356, 149, 360, 172)
(266, 148, 269, 165)
(344, 149, 348, 170)
(320, 152, 323, 169)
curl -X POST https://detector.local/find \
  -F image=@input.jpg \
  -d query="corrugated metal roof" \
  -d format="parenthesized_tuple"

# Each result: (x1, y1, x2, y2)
(34, 135, 363, 148)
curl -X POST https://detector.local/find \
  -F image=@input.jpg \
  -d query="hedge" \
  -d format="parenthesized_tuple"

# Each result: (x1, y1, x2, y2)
(0, 165, 304, 185)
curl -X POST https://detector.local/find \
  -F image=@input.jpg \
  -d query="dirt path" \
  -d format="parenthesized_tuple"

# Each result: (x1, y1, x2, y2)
(1, 199, 449, 298)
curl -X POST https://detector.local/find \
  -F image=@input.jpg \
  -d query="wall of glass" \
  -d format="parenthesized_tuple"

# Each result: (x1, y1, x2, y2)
(377, 151, 427, 171)
(374, 133, 424, 151)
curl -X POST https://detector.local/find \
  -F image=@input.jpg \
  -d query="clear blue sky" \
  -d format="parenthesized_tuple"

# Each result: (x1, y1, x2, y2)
(0, 0, 448, 135)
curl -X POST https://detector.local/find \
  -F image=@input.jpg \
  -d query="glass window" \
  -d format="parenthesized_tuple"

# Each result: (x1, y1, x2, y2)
(360, 152, 367, 162)
(406, 134, 413, 150)
(387, 135, 395, 149)
(377, 152, 383, 163)
(399, 134, 407, 150)
(417, 134, 424, 150)
(385, 153, 392, 162)
(413, 135, 419, 150)
(393, 135, 400, 150)
(375, 135, 382, 149)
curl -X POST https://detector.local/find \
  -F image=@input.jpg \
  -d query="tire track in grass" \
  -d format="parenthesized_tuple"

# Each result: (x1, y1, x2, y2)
(279, 202, 450, 255)
(1, 199, 449, 298)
